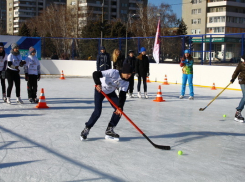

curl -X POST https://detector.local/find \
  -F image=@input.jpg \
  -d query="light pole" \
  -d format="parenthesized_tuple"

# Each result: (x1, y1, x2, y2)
(101, 0, 104, 46)
(125, 14, 138, 56)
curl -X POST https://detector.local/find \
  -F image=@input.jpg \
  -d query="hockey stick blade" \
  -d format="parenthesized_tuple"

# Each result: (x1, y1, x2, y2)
(199, 108, 205, 111)
(143, 133, 171, 150)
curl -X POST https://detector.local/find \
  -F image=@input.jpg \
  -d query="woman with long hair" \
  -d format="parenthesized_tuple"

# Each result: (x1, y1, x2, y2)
(112, 49, 125, 71)
(179, 49, 194, 100)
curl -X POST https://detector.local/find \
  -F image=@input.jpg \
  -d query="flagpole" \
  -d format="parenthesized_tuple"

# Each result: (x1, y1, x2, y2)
(157, 13, 161, 63)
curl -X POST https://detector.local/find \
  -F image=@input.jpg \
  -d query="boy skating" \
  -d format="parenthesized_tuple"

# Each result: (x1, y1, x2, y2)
(24, 47, 41, 103)
(81, 63, 132, 141)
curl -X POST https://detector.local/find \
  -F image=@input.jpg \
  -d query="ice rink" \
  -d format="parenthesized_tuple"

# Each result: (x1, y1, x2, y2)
(0, 77, 245, 182)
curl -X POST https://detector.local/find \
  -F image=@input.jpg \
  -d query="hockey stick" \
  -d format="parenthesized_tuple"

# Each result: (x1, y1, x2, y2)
(199, 82, 231, 111)
(100, 89, 171, 150)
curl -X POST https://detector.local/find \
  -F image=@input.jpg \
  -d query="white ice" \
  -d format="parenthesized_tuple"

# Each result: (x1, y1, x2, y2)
(0, 77, 245, 182)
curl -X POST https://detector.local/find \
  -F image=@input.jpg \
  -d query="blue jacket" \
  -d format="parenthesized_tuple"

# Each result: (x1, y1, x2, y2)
(96, 52, 111, 71)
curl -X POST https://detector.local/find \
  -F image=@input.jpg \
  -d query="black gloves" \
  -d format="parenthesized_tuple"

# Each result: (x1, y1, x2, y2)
(230, 79, 235, 83)
(37, 74, 41, 81)
(25, 73, 29, 81)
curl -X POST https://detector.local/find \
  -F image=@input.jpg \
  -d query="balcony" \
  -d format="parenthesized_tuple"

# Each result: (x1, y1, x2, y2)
(208, 1, 245, 8)
(13, 24, 19, 28)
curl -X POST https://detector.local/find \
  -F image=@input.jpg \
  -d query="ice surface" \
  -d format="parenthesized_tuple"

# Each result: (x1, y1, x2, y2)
(0, 78, 245, 182)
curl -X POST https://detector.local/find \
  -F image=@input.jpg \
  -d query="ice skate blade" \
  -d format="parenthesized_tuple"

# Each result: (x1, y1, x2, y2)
(105, 135, 119, 141)
(80, 136, 87, 141)
(234, 118, 244, 123)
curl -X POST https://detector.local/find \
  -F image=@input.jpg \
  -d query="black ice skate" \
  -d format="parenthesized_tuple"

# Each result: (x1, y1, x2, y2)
(29, 98, 34, 103)
(80, 127, 90, 140)
(234, 110, 244, 123)
(105, 126, 120, 141)
(34, 98, 39, 103)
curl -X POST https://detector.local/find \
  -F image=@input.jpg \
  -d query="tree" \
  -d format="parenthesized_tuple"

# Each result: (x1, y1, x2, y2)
(176, 19, 187, 35)
(31, 27, 39, 37)
(18, 23, 30, 36)
(42, 32, 56, 58)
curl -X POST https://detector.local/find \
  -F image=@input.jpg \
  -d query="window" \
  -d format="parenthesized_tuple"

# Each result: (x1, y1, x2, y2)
(71, 2, 76, 5)
(191, 19, 201, 24)
(191, 9, 201, 14)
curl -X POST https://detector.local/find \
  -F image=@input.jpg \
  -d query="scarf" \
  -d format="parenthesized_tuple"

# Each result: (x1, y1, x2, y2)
(10, 49, 20, 56)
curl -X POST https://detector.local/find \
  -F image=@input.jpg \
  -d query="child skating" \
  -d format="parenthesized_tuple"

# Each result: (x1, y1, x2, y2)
(24, 46, 41, 103)
(230, 55, 245, 123)
(80, 63, 133, 141)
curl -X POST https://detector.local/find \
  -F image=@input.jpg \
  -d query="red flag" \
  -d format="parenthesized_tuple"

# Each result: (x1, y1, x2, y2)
(153, 19, 161, 64)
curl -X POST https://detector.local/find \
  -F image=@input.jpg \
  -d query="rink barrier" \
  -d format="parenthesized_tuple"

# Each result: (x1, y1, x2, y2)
(20, 59, 241, 91)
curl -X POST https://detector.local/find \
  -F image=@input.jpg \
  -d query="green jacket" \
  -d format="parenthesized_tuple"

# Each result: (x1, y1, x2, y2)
(232, 62, 245, 84)
(181, 58, 193, 74)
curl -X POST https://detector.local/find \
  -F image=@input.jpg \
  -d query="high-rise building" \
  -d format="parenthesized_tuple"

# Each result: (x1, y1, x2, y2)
(6, 0, 66, 35)
(182, 0, 245, 61)
(0, 0, 7, 34)
(67, 0, 148, 34)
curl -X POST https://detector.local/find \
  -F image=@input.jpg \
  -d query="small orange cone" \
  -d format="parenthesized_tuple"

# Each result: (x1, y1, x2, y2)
(146, 77, 151, 83)
(153, 85, 165, 102)
(211, 83, 217, 90)
(36, 88, 49, 108)
(162, 75, 169, 85)
(60, 70, 65, 80)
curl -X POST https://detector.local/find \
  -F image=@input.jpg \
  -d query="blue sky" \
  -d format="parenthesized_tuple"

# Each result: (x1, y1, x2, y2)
(148, 0, 182, 19)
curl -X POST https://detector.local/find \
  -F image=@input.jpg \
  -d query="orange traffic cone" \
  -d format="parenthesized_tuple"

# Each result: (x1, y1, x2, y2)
(162, 75, 169, 85)
(211, 83, 217, 90)
(153, 85, 165, 102)
(146, 77, 151, 83)
(36, 88, 49, 108)
(60, 70, 65, 80)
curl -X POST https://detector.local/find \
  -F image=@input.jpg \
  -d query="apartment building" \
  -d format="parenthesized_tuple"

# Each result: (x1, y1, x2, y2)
(182, 0, 245, 61)
(67, 0, 147, 33)
(0, 0, 7, 34)
(6, 0, 66, 35)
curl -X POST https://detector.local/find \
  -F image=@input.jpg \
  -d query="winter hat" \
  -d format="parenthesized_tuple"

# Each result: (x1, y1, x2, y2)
(0, 43, 4, 48)
(122, 63, 133, 74)
(241, 55, 245, 62)
(128, 50, 134, 54)
(140, 47, 146, 53)
(11, 43, 19, 50)
(100, 46, 106, 50)
(184, 49, 190, 54)
(29, 46, 36, 54)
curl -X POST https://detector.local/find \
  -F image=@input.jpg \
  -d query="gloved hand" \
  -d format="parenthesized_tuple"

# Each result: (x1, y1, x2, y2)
(19, 61, 26, 67)
(135, 73, 139, 77)
(230, 79, 235, 83)
(147, 73, 150, 77)
(37, 74, 41, 81)
(25, 73, 29, 81)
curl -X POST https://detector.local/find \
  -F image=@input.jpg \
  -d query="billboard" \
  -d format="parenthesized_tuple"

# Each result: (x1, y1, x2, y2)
(0, 35, 41, 60)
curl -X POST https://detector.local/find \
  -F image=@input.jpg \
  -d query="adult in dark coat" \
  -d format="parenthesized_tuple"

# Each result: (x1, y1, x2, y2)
(112, 49, 125, 71)
(124, 50, 136, 97)
(135, 47, 150, 99)
(96, 46, 111, 71)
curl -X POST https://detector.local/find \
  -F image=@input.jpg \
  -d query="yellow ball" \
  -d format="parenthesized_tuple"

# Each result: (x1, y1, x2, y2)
(223, 114, 227, 118)
(178, 150, 183, 155)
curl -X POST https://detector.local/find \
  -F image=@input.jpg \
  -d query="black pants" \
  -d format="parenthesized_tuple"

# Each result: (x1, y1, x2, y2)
(85, 89, 121, 128)
(137, 75, 147, 92)
(127, 73, 135, 93)
(0, 71, 6, 94)
(27, 75, 38, 99)
(6, 69, 20, 97)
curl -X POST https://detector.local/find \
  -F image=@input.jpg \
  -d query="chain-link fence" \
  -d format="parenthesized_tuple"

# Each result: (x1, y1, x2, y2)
(39, 33, 245, 65)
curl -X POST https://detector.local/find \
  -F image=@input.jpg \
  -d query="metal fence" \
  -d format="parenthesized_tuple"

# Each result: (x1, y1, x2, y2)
(40, 33, 245, 65)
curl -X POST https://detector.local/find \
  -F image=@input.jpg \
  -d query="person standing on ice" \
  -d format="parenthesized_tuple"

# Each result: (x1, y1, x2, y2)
(6, 43, 26, 104)
(24, 47, 41, 103)
(135, 47, 150, 99)
(0, 42, 7, 102)
(96, 46, 111, 71)
(80, 63, 133, 141)
(124, 50, 136, 98)
(179, 49, 194, 100)
(230, 55, 245, 123)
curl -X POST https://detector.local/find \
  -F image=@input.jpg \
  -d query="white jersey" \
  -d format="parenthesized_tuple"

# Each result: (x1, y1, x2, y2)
(100, 69, 129, 94)
(7, 53, 22, 71)
(0, 54, 7, 71)
(24, 55, 40, 75)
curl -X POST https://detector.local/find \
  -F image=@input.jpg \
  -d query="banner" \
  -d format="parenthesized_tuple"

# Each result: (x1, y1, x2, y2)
(153, 19, 161, 64)
(0, 35, 41, 60)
